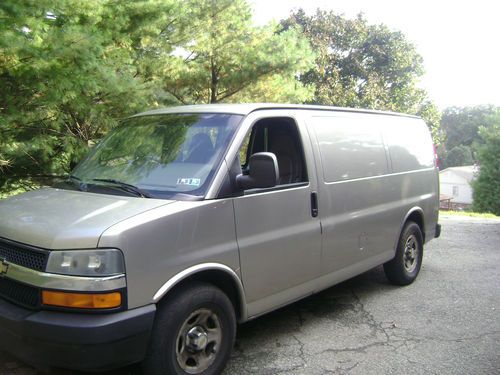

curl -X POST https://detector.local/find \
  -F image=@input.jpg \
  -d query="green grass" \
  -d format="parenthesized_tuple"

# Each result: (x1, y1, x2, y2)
(440, 210, 499, 219)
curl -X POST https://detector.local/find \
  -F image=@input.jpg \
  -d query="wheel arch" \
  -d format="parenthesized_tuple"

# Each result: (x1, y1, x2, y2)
(152, 263, 247, 322)
(395, 207, 425, 251)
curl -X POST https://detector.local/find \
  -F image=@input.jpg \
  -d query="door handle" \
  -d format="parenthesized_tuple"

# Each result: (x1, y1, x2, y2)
(311, 192, 319, 217)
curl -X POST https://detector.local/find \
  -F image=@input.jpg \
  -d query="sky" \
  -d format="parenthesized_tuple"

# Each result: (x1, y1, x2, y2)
(250, 0, 500, 109)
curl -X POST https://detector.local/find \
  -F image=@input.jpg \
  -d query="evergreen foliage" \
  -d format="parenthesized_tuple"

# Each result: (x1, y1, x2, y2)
(0, 0, 171, 192)
(161, 0, 315, 104)
(0, 0, 313, 194)
(1, 2, 446, 196)
(472, 118, 500, 215)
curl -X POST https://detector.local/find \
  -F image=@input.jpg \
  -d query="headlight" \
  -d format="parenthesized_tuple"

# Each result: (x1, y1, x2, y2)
(46, 249, 125, 277)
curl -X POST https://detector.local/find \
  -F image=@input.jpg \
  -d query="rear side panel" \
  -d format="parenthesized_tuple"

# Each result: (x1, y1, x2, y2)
(305, 111, 439, 286)
(382, 116, 439, 240)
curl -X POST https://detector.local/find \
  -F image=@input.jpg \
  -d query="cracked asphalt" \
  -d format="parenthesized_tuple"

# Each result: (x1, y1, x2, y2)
(1, 216, 499, 375)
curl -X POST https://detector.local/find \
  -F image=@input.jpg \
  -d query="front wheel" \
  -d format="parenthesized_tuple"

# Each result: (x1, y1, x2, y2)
(142, 282, 236, 375)
(384, 221, 423, 285)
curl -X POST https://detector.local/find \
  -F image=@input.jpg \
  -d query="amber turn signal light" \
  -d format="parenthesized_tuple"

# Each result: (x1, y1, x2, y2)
(42, 290, 122, 309)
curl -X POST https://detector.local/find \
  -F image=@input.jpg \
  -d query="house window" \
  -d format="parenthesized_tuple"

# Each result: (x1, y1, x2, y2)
(452, 186, 459, 196)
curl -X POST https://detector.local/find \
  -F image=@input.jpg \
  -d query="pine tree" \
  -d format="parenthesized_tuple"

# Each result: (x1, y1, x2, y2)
(472, 121, 500, 215)
(161, 0, 315, 104)
(0, 0, 181, 194)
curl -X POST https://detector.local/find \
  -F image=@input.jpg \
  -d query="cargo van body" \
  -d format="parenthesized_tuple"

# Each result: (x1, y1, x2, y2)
(0, 104, 440, 374)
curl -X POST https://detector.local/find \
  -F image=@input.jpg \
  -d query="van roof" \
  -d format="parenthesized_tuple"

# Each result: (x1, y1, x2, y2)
(133, 103, 420, 119)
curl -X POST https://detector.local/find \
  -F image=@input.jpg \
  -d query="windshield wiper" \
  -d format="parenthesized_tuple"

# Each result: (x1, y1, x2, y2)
(58, 174, 84, 190)
(90, 178, 153, 198)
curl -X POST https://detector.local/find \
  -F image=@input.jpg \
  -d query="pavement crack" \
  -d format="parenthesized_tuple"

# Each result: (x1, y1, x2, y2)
(350, 288, 391, 343)
(344, 361, 360, 373)
(292, 334, 306, 362)
(319, 340, 389, 355)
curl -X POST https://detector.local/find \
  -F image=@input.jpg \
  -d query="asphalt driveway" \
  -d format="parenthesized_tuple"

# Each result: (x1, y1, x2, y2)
(1, 216, 499, 374)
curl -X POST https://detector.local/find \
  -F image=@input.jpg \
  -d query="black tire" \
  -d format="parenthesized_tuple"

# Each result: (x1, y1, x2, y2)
(384, 221, 423, 286)
(142, 282, 236, 375)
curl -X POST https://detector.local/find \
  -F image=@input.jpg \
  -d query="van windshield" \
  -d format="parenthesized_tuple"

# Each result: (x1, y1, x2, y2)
(70, 113, 242, 199)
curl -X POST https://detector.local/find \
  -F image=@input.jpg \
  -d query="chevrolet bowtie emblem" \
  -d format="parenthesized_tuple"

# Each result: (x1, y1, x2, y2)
(0, 259, 9, 276)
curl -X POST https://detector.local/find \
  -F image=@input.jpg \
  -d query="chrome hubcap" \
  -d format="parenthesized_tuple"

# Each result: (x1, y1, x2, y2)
(176, 308, 222, 374)
(186, 326, 208, 351)
(403, 234, 419, 273)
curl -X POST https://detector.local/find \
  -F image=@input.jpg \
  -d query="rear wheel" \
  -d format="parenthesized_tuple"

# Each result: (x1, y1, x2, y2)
(384, 221, 423, 285)
(142, 282, 236, 375)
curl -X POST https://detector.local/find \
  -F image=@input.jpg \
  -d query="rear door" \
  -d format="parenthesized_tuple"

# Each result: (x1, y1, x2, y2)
(231, 111, 322, 317)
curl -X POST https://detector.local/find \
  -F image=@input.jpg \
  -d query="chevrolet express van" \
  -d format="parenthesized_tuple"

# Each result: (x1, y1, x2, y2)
(0, 104, 440, 374)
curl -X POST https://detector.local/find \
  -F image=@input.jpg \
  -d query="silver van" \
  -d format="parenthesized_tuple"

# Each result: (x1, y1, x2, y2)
(0, 104, 440, 374)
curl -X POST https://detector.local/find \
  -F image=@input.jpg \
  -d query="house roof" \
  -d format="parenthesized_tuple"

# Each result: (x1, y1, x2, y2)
(132, 103, 419, 119)
(440, 165, 477, 183)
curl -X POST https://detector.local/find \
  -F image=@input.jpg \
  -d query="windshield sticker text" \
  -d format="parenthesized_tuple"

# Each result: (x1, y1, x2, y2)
(177, 178, 201, 187)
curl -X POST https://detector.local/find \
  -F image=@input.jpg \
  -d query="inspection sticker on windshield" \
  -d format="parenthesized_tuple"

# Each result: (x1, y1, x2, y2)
(177, 178, 201, 187)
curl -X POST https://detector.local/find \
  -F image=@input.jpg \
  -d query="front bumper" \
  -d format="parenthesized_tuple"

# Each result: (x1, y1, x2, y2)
(0, 297, 155, 371)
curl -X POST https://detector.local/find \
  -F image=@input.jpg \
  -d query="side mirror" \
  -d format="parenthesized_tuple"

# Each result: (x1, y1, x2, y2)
(236, 152, 279, 190)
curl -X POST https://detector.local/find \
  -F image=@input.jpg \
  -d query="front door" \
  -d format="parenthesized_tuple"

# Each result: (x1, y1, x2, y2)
(232, 115, 321, 317)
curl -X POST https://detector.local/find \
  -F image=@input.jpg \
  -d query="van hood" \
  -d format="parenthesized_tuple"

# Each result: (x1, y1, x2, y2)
(0, 188, 174, 249)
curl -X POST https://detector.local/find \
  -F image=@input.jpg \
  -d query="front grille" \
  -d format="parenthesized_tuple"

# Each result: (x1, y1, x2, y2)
(0, 277, 40, 309)
(0, 238, 49, 271)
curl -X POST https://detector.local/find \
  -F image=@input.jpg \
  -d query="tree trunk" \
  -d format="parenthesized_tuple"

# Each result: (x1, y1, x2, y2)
(210, 58, 218, 103)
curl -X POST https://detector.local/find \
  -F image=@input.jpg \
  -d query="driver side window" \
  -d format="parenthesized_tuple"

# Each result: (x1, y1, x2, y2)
(239, 117, 308, 185)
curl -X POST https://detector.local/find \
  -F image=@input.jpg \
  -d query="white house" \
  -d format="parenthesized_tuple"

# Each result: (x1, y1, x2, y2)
(439, 165, 478, 205)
